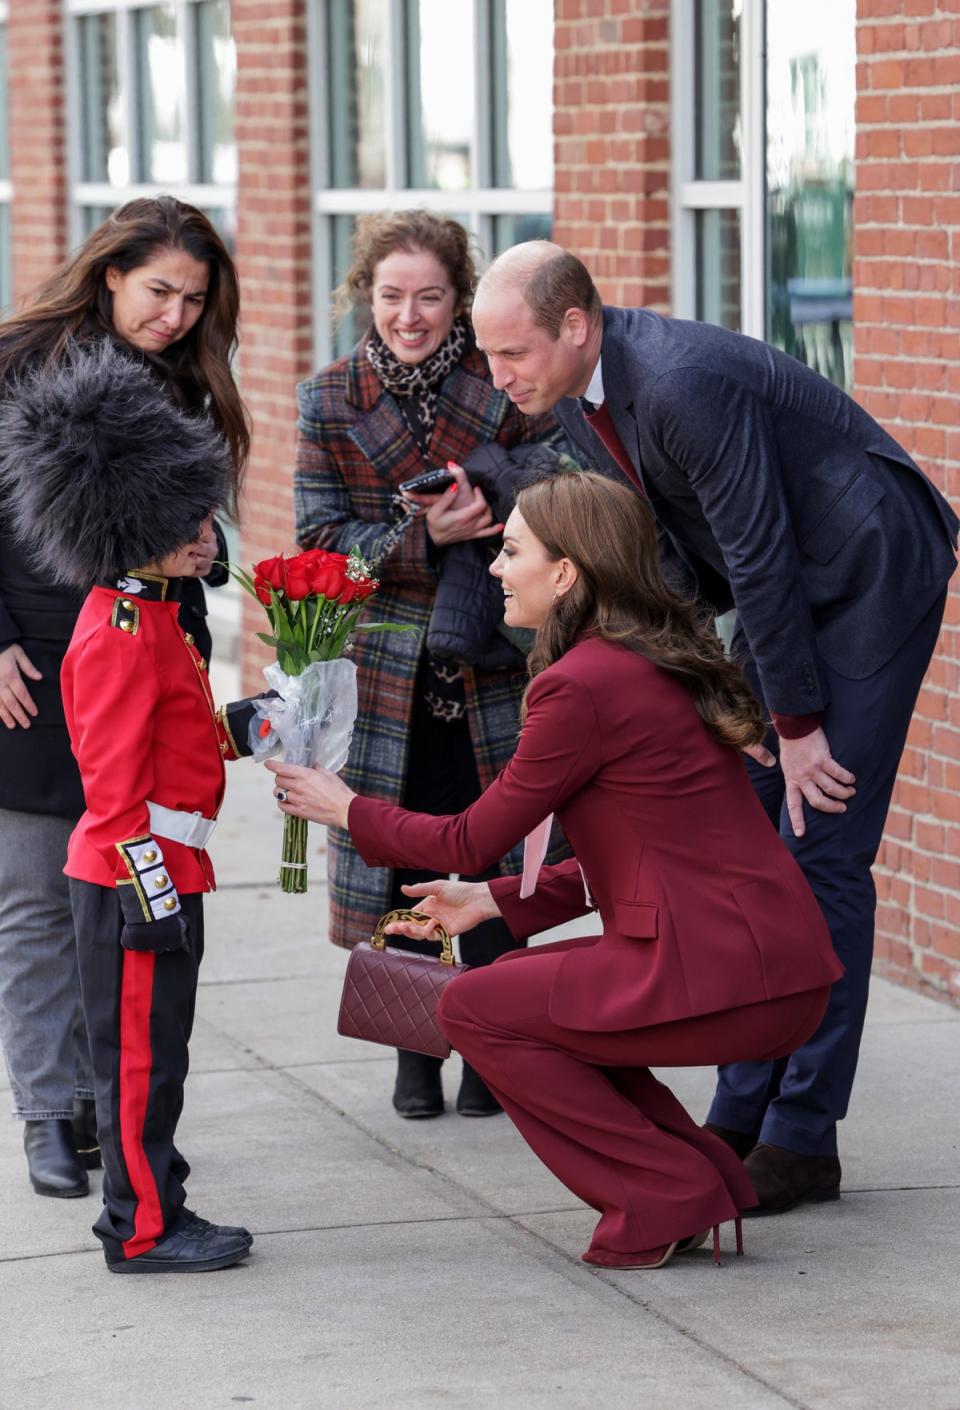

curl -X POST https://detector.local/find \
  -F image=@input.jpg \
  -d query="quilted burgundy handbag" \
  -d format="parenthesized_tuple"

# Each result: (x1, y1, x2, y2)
(337, 909, 469, 1059)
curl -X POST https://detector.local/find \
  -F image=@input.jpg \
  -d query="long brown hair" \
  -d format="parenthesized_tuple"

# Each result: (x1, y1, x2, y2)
(515, 471, 765, 751)
(0, 196, 249, 509)
(334, 209, 479, 326)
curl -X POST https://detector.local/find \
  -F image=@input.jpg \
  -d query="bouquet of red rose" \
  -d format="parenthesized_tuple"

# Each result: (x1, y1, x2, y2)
(229, 546, 408, 892)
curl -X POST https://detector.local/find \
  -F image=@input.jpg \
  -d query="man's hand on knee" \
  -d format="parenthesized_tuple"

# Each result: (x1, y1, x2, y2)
(779, 727, 856, 838)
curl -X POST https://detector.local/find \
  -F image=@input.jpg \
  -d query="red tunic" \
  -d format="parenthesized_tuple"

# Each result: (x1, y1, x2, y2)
(60, 583, 243, 897)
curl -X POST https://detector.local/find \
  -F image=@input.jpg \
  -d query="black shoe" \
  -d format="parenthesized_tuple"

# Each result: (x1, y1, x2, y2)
(105, 1220, 252, 1274)
(456, 1062, 502, 1117)
(703, 1121, 759, 1161)
(742, 1142, 842, 1217)
(392, 1049, 444, 1119)
(182, 1208, 253, 1246)
(72, 1097, 102, 1171)
(23, 1119, 89, 1198)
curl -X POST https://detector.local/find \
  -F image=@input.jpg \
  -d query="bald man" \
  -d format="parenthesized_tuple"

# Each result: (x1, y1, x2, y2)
(472, 242, 958, 1215)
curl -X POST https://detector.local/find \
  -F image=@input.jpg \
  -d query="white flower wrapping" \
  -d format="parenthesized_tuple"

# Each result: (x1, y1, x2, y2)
(250, 658, 358, 772)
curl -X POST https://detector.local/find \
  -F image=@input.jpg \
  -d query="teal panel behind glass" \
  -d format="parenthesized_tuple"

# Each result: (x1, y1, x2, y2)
(195, 0, 236, 186)
(766, 1, 855, 390)
(695, 0, 740, 182)
(135, 4, 187, 184)
(327, 0, 388, 189)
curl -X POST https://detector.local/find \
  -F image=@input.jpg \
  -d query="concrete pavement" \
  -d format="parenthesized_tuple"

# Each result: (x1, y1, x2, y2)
(1, 755, 958, 1410)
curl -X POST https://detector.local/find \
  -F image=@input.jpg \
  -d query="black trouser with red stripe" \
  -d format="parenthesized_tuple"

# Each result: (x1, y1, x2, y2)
(69, 880, 204, 1262)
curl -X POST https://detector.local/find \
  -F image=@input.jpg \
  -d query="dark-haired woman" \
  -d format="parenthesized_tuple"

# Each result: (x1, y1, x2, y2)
(268, 471, 843, 1271)
(295, 209, 566, 1120)
(0, 196, 248, 1198)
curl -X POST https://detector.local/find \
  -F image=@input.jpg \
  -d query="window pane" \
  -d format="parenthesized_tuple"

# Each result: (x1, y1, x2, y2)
(201, 207, 237, 256)
(490, 0, 553, 190)
(0, 24, 8, 184)
(493, 212, 552, 255)
(327, 0, 389, 189)
(135, 4, 187, 184)
(79, 205, 116, 239)
(195, 0, 236, 186)
(695, 0, 741, 181)
(766, 0, 855, 390)
(330, 215, 366, 358)
(406, 0, 473, 191)
(696, 208, 741, 330)
(77, 13, 127, 185)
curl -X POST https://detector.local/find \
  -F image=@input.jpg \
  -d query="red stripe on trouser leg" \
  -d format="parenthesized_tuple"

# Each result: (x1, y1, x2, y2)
(118, 950, 165, 1258)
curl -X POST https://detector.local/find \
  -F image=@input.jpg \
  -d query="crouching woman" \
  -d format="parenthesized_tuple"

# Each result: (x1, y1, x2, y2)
(267, 471, 843, 1271)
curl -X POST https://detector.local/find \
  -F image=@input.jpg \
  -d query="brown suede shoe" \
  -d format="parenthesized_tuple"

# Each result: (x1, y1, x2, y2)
(742, 1142, 841, 1217)
(703, 1121, 759, 1160)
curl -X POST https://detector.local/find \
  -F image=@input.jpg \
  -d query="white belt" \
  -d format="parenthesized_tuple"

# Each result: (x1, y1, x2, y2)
(146, 801, 218, 849)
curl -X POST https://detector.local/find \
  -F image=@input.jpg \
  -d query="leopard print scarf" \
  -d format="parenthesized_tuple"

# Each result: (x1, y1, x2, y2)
(365, 318, 467, 439)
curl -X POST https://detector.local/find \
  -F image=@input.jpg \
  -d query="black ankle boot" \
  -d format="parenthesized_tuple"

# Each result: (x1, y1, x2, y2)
(456, 1062, 502, 1117)
(23, 1119, 89, 1198)
(392, 1049, 444, 1118)
(72, 1097, 102, 1170)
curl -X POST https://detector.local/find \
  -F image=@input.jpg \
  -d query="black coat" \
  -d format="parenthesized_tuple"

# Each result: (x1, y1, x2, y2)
(0, 517, 224, 820)
(425, 441, 573, 669)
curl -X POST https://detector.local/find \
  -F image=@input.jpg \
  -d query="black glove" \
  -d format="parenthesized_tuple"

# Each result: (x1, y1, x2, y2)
(120, 914, 189, 954)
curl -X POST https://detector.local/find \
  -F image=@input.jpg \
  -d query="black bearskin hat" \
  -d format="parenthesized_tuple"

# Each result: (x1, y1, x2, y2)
(0, 338, 231, 588)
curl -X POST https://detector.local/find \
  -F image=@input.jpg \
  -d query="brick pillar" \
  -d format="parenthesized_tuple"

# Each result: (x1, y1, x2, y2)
(853, 1, 960, 1003)
(7, 0, 69, 299)
(233, 0, 314, 691)
(552, 0, 671, 310)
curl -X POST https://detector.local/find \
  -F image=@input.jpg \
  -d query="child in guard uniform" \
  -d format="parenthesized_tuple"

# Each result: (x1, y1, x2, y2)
(0, 342, 263, 1274)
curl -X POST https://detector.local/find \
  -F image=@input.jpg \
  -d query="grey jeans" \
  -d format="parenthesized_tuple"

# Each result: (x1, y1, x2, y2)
(0, 808, 95, 1119)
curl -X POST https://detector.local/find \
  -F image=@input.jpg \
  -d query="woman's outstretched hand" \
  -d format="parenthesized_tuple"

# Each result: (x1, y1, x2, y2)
(266, 758, 356, 828)
(384, 879, 503, 940)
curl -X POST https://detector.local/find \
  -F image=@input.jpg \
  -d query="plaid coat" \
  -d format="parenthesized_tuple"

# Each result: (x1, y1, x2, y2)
(295, 332, 568, 949)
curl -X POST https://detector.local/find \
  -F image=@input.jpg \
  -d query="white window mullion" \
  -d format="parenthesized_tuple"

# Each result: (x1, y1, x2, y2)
(120, 4, 139, 185)
(670, 0, 697, 319)
(308, 0, 331, 365)
(739, 0, 765, 338)
(471, 0, 491, 244)
(385, 0, 406, 190)
(179, 0, 200, 185)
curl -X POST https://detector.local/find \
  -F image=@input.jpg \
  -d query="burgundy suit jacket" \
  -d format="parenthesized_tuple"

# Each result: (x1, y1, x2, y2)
(349, 638, 843, 1032)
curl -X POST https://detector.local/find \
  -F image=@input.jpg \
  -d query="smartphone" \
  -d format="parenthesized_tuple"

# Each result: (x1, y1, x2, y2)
(398, 466, 457, 495)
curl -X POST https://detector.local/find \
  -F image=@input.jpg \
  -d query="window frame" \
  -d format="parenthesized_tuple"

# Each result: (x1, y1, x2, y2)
(64, 0, 236, 247)
(670, 0, 765, 336)
(307, 0, 555, 366)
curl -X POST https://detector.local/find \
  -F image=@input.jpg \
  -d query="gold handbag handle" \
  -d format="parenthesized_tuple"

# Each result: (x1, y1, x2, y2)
(370, 909, 454, 965)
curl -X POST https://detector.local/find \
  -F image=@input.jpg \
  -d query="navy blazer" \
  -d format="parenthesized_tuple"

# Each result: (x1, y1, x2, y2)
(557, 307, 958, 716)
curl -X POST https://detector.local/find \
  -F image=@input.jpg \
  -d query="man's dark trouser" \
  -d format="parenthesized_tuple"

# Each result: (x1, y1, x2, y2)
(70, 880, 203, 1261)
(708, 591, 947, 1157)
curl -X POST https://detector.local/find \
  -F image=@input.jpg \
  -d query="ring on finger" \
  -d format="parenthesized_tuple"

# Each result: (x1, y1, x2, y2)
(274, 788, 288, 802)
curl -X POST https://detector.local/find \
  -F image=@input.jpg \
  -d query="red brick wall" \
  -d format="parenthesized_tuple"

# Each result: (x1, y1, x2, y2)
(853, 0, 960, 1003)
(233, 0, 314, 691)
(7, 0, 68, 299)
(552, 0, 671, 310)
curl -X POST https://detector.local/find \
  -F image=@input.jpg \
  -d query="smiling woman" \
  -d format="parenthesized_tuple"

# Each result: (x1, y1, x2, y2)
(294, 208, 567, 1122)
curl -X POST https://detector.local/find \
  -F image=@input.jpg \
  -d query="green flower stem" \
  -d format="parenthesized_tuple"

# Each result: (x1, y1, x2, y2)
(279, 813, 309, 894)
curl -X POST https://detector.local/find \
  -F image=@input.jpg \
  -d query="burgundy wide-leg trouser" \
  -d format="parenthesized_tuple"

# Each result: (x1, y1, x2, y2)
(438, 938, 829, 1259)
